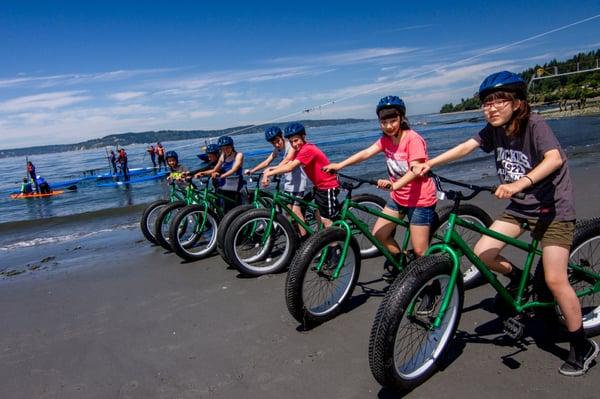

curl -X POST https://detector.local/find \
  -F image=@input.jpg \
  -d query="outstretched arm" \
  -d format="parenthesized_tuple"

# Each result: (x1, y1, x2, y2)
(414, 139, 480, 175)
(322, 143, 381, 173)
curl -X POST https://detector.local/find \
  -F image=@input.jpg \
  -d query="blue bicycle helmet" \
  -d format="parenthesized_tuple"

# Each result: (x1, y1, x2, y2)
(283, 122, 305, 138)
(478, 71, 527, 101)
(165, 150, 178, 163)
(205, 144, 220, 154)
(217, 135, 234, 147)
(376, 95, 406, 116)
(264, 126, 283, 142)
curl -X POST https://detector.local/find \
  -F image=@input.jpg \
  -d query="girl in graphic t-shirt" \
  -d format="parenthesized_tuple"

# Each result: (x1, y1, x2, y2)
(416, 71, 598, 377)
(323, 96, 437, 282)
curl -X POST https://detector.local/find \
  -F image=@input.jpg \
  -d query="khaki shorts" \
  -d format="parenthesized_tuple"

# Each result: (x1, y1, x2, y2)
(498, 213, 575, 249)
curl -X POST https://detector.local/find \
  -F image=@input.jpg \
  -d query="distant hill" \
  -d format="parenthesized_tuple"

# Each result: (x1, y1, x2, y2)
(0, 118, 368, 158)
(440, 49, 600, 113)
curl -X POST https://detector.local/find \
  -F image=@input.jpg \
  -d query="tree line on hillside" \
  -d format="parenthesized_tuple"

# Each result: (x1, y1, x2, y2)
(440, 49, 600, 113)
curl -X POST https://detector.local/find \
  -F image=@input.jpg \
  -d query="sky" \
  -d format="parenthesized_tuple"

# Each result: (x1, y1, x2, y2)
(1, 1, 599, 149)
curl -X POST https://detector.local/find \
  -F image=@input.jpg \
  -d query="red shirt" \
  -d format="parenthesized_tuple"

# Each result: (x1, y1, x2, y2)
(293, 142, 339, 190)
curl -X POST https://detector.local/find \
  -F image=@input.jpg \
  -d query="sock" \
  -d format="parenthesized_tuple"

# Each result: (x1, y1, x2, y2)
(568, 325, 587, 364)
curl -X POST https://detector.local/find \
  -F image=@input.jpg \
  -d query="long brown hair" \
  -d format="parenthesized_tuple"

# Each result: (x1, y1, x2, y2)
(484, 91, 530, 137)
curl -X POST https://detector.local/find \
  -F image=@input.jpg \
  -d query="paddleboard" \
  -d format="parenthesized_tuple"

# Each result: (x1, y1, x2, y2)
(10, 190, 65, 199)
(95, 172, 168, 187)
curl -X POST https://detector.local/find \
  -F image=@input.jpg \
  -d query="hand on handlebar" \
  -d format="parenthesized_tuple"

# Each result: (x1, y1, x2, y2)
(494, 181, 527, 199)
(377, 179, 393, 190)
(411, 162, 430, 176)
(322, 163, 341, 174)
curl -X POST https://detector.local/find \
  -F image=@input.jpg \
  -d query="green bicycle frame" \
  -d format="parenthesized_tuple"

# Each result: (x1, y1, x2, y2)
(425, 212, 600, 329)
(256, 178, 318, 246)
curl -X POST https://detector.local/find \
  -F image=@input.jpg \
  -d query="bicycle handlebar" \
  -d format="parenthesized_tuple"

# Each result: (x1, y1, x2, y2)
(431, 173, 526, 200)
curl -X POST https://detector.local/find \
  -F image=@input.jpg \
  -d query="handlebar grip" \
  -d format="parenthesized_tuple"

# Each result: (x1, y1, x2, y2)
(512, 192, 526, 200)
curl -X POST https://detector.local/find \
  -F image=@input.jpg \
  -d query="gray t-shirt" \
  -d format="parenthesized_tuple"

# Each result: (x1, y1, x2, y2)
(273, 141, 308, 192)
(473, 114, 575, 221)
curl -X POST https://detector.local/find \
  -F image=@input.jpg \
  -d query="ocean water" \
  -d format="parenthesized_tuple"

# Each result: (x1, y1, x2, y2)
(1, 112, 599, 252)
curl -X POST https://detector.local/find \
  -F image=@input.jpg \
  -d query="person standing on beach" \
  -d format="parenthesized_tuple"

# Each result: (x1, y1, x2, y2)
(196, 136, 244, 213)
(156, 142, 167, 171)
(246, 126, 309, 237)
(415, 71, 598, 376)
(147, 145, 157, 168)
(262, 122, 340, 231)
(323, 96, 437, 283)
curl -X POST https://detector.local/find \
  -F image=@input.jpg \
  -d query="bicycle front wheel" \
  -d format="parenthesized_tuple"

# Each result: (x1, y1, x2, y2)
(369, 254, 463, 392)
(140, 199, 168, 244)
(154, 201, 186, 251)
(285, 227, 361, 327)
(216, 204, 255, 262)
(169, 205, 219, 261)
(224, 208, 296, 276)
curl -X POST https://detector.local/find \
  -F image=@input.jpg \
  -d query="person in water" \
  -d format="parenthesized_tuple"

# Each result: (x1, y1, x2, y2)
(35, 176, 52, 194)
(196, 136, 244, 213)
(156, 142, 167, 171)
(27, 161, 38, 193)
(108, 150, 118, 175)
(117, 148, 129, 180)
(247, 126, 309, 238)
(20, 178, 33, 194)
(415, 70, 598, 376)
(147, 145, 157, 168)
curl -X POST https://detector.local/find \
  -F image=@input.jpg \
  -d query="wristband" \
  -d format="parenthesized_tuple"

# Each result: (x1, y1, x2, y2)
(522, 175, 534, 186)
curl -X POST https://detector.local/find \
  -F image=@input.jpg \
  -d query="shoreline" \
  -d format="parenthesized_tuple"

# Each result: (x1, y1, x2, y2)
(0, 162, 599, 398)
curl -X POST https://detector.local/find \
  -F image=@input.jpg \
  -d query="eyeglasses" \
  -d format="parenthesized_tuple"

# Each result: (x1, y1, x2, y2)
(482, 99, 512, 110)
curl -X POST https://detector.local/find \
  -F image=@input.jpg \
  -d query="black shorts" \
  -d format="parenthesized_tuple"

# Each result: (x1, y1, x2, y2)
(313, 188, 340, 220)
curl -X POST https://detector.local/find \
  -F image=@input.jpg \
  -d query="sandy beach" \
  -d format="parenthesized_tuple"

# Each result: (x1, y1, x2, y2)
(1, 162, 600, 399)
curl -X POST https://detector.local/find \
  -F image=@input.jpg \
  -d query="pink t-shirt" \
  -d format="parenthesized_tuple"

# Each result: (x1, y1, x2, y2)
(375, 130, 437, 207)
(293, 143, 339, 190)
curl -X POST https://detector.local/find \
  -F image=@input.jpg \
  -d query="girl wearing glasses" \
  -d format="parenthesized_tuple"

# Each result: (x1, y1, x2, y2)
(416, 71, 597, 376)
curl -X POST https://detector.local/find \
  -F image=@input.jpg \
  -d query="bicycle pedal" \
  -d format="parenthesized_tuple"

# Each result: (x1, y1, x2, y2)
(503, 317, 525, 340)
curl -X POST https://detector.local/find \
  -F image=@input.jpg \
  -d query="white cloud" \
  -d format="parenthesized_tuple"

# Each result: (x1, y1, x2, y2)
(108, 91, 147, 101)
(271, 47, 417, 66)
(0, 91, 91, 113)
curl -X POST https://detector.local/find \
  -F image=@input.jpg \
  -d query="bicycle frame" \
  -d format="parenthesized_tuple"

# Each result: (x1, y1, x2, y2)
(423, 179, 600, 329)
(256, 176, 318, 245)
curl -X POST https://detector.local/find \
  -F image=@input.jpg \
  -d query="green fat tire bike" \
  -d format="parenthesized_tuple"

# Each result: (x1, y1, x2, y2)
(368, 175, 600, 392)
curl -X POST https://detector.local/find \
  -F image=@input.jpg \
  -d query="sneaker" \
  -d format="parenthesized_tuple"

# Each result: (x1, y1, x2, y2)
(319, 246, 341, 272)
(382, 259, 400, 283)
(415, 281, 442, 316)
(559, 338, 599, 376)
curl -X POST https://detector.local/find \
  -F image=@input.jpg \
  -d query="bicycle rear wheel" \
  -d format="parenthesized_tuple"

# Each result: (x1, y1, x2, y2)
(140, 199, 168, 244)
(352, 194, 387, 258)
(436, 204, 492, 289)
(534, 218, 600, 336)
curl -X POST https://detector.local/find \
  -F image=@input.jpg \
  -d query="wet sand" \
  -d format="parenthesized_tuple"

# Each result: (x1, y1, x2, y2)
(1, 163, 599, 398)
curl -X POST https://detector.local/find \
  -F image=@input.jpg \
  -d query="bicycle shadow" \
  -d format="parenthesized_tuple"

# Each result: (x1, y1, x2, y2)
(294, 278, 389, 332)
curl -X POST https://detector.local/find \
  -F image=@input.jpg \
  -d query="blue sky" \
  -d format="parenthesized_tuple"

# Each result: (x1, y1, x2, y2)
(1, 1, 599, 149)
